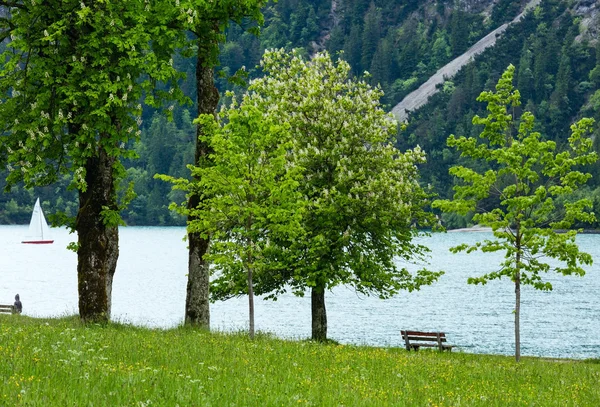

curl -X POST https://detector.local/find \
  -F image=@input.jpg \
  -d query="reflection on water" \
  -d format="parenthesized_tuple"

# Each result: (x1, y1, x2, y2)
(1, 225, 599, 359)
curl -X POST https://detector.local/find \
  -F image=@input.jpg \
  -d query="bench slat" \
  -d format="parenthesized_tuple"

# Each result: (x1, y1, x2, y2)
(403, 336, 447, 342)
(402, 330, 447, 338)
(0, 304, 16, 314)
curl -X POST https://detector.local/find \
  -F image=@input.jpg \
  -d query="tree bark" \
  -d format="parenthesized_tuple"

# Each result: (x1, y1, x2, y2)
(515, 228, 522, 362)
(311, 286, 327, 341)
(184, 40, 220, 327)
(76, 147, 119, 323)
(248, 264, 255, 340)
(515, 270, 521, 362)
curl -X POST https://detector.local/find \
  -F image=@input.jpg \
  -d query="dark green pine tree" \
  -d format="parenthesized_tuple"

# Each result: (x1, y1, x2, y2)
(589, 40, 600, 87)
(261, 9, 290, 49)
(301, 5, 320, 43)
(370, 33, 396, 89)
(327, 25, 346, 55)
(531, 28, 551, 102)
(361, 3, 381, 73)
(549, 51, 573, 137)
(449, 10, 469, 57)
(344, 24, 363, 74)
(289, 3, 308, 43)
(517, 43, 535, 103)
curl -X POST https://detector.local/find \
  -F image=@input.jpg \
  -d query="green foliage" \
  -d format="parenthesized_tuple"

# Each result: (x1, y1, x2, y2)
(435, 65, 596, 286)
(242, 49, 442, 302)
(404, 1, 600, 209)
(0, 0, 183, 226)
(158, 98, 305, 335)
(433, 65, 597, 360)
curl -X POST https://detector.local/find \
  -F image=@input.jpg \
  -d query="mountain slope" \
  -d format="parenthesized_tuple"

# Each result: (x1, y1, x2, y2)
(392, 0, 542, 122)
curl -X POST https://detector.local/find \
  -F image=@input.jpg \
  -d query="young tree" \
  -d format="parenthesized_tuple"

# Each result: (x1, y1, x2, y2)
(177, 0, 266, 329)
(0, 1, 181, 322)
(159, 102, 304, 339)
(433, 65, 597, 362)
(242, 49, 442, 341)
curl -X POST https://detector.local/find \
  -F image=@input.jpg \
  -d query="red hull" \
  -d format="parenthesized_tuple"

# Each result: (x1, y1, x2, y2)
(22, 240, 54, 244)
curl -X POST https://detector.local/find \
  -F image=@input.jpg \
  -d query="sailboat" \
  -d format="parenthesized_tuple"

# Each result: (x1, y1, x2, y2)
(22, 198, 54, 244)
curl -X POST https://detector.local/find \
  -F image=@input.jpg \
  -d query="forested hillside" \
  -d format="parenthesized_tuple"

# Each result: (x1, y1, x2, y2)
(402, 0, 600, 227)
(1, 0, 599, 228)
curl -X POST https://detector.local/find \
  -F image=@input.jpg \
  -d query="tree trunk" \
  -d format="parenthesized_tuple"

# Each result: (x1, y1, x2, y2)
(515, 229, 522, 362)
(515, 269, 521, 362)
(248, 265, 255, 340)
(311, 286, 327, 341)
(76, 147, 119, 323)
(184, 40, 220, 327)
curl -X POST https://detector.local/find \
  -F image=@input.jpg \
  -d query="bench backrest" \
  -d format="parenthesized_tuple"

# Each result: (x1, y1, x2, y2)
(0, 304, 16, 314)
(401, 330, 448, 342)
(401, 330, 448, 349)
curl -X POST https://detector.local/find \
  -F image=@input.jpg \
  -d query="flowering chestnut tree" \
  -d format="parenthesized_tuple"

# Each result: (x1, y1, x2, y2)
(0, 1, 181, 322)
(237, 49, 442, 341)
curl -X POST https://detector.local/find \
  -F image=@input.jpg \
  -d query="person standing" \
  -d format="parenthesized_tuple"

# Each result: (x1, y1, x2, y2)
(14, 294, 22, 314)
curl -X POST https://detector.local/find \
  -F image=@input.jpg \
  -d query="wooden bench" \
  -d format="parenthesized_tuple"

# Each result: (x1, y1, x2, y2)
(401, 330, 453, 351)
(0, 304, 16, 314)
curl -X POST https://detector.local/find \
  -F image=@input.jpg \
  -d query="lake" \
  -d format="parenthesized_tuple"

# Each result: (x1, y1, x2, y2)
(1, 225, 599, 359)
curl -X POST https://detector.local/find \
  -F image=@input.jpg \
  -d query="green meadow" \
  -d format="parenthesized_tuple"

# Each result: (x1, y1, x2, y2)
(1, 315, 599, 406)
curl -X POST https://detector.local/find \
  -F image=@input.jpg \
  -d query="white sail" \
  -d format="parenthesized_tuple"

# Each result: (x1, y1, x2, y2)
(22, 198, 54, 244)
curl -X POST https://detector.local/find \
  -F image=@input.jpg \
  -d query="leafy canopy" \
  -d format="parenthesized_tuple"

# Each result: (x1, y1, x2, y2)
(158, 99, 305, 301)
(238, 49, 442, 299)
(0, 0, 183, 221)
(433, 65, 597, 290)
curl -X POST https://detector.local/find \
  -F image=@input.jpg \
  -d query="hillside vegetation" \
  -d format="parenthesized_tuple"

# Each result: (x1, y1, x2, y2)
(2, 315, 600, 406)
(0, 0, 599, 228)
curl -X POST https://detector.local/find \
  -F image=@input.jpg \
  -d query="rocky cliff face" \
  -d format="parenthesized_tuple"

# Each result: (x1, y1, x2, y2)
(575, 0, 600, 41)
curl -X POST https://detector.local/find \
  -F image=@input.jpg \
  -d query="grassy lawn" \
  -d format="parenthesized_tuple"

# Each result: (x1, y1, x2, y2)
(1, 315, 599, 406)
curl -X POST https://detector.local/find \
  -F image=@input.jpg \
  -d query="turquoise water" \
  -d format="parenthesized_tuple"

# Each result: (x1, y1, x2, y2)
(1, 225, 599, 358)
